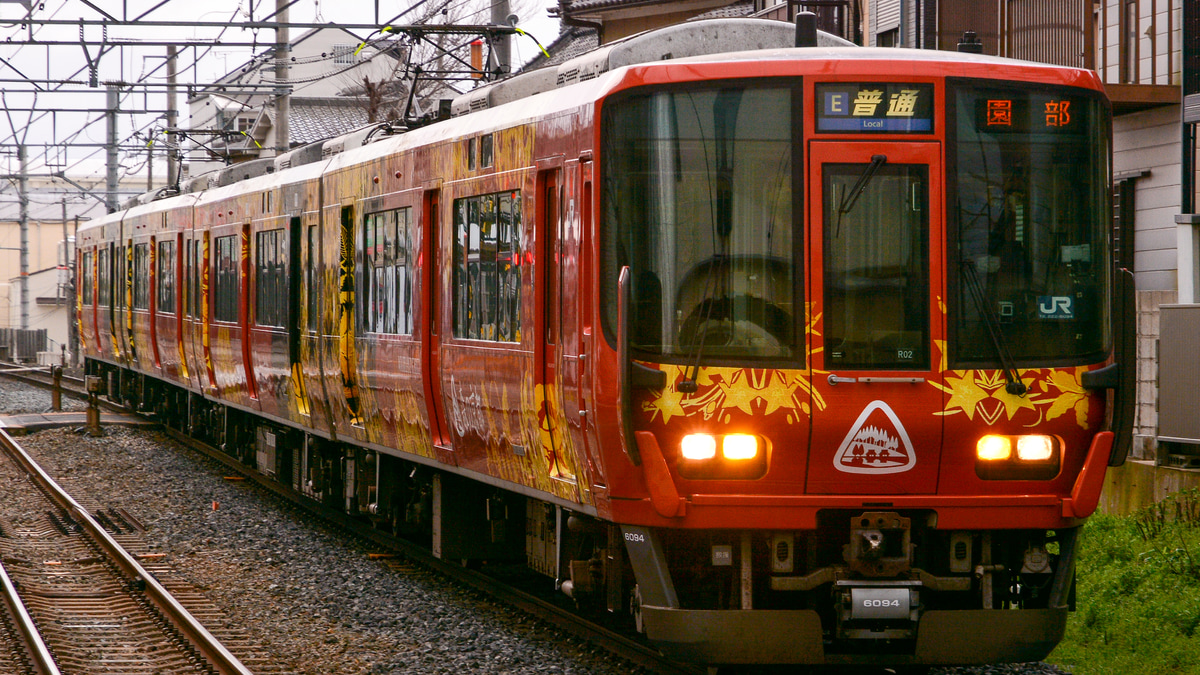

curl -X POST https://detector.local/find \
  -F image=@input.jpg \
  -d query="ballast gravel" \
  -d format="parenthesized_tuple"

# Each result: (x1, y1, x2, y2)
(0, 375, 86, 414)
(0, 379, 1073, 675)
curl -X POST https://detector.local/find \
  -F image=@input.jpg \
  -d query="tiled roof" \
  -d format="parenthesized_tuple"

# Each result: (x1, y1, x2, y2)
(559, 0, 647, 11)
(284, 97, 373, 145)
(519, 25, 599, 71)
(691, 0, 755, 20)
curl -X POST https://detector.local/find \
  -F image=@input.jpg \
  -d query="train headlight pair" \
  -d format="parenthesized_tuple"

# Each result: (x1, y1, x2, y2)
(679, 433, 767, 479)
(975, 434, 1060, 480)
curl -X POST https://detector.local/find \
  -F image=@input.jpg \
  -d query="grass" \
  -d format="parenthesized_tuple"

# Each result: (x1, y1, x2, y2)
(1049, 488, 1200, 674)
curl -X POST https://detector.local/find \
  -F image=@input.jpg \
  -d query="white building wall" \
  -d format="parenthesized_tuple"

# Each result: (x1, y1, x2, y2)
(1114, 104, 1181, 292)
(871, 0, 901, 46)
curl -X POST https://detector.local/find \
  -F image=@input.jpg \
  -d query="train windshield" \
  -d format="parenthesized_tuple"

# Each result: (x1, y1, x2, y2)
(948, 81, 1111, 365)
(601, 83, 797, 360)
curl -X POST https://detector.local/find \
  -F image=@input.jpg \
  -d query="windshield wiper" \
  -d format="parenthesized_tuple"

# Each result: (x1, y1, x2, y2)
(679, 89, 741, 394)
(835, 154, 887, 235)
(960, 259, 1027, 396)
(679, 255, 727, 394)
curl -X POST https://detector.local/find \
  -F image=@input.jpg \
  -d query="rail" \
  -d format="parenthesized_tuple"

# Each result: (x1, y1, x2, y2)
(0, 427, 256, 675)
(0, 560, 61, 675)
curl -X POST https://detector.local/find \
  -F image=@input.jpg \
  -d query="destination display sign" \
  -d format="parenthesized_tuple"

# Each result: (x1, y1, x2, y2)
(816, 83, 935, 134)
(973, 94, 1088, 134)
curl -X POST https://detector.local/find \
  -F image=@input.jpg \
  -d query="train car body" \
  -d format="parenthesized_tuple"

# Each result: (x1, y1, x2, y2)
(77, 19, 1133, 668)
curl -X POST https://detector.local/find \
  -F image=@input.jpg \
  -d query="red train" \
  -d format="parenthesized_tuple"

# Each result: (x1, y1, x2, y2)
(77, 18, 1134, 669)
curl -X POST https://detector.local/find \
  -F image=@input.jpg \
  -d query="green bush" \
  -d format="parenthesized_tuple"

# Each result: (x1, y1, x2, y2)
(1050, 491, 1200, 674)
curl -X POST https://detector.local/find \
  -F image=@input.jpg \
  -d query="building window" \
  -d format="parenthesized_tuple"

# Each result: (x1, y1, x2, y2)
(158, 239, 176, 314)
(878, 28, 899, 48)
(453, 190, 522, 342)
(214, 234, 239, 323)
(256, 228, 288, 327)
(360, 207, 415, 334)
(133, 242, 150, 310)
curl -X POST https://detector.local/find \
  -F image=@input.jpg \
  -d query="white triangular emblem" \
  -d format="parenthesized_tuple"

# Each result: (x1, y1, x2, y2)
(833, 400, 916, 474)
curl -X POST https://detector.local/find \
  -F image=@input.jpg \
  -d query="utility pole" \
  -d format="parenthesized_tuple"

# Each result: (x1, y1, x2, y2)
(70, 216, 80, 367)
(491, 0, 512, 75)
(18, 144, 29, 330)
(167, 45, 179, 187)
(275, 0, 290, 156)
(106, 85, 119, 212)
(61, 199, 69, 304)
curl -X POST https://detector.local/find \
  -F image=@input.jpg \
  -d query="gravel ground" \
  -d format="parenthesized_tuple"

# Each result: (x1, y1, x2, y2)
(0, 377, 1074, 675)
(0, 375, 87, 413)
(13, 425, 644, 675)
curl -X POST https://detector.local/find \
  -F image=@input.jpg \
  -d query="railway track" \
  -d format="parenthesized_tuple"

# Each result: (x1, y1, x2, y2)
(0, 425, 290, 675)
(0, 367, 700, 675)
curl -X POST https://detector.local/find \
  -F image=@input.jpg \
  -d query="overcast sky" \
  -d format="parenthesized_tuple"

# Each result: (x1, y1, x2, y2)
(0, 0, 559, 196)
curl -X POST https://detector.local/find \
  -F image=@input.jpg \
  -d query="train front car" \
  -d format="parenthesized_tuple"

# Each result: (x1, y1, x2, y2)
(593, 51, 1120, 667)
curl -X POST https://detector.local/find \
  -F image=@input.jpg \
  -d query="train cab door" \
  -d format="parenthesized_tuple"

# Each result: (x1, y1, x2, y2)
(806, 141, 946, 495)
(538, 166, 581, 492)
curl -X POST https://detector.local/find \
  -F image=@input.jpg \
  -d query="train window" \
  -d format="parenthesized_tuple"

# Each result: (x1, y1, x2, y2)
(360, 207, 414, 335)
(453, 191, 522, 342)
(306, 225, 319, 332)
(600, 83, 797, 360)
(823, 163, 930, 370)
(256, 228, 287, 327)
(81, 251, 94, 305)
(947, 81, 1111, 365)
(158, 239, 176, 314)
(116, 245, 127, 309)
(133, 243, 150, 310)
(185, 239, 195, 318)
(480, 133, 494, 168)
(466, 137, 477, 171)
(213, 234, 239, 323)
(98, 248, 111, 307)
(497, 191, 519, 342)
(397, 207, 414, 334)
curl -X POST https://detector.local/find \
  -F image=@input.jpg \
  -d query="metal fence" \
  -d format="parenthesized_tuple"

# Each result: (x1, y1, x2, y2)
(0, 328, 48, 363)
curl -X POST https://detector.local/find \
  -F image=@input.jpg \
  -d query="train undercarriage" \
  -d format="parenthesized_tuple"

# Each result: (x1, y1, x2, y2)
(91, 361, 1077, 667)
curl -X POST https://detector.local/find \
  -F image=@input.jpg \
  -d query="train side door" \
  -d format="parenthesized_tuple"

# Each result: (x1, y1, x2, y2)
(806, 141, 945, 494)
(538, 167, 580, 489)
(286, 215, 311, 417)
(423, 187, 453, 455)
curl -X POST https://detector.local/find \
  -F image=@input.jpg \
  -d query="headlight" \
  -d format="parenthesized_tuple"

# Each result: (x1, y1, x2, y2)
(723, 434, 759, 460)
(976, 435, 1012, 461)
(681, 434, 717, 460)
(975, 434, 1061, 480)
(678, 433, 767, 480)
(1016, 435, 1055, 461)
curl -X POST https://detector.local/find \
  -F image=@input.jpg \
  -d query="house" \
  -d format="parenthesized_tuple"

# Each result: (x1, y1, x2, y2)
(186, 25, 410, 175)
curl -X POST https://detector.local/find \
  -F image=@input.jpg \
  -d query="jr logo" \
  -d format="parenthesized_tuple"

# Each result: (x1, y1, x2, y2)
(1038, 295, 1074, 319)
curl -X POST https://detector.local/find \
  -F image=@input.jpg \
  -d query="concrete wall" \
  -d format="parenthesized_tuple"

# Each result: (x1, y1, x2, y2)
(1100, 460, 1200, 516)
